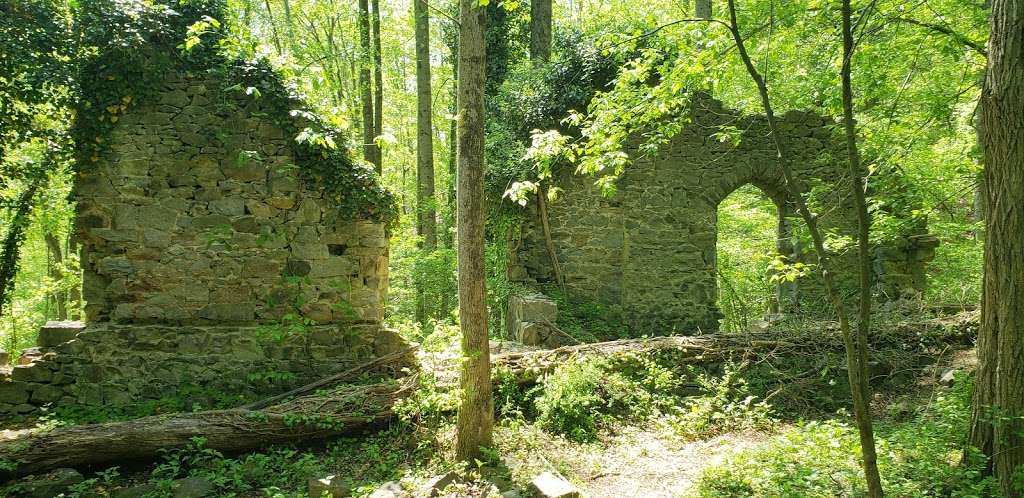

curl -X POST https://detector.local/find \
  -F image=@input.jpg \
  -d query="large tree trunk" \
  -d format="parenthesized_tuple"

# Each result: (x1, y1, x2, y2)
(725, 0, 882, 495)
(529, 0, 552, 63)
(358, 0, 376, 170)
(0, 379, 415, 479)
(414, 0, 437, 251)
(968, 0, 1024, 493)
(455, 0, 493, 463)
(371, 0, 384, 173)
(0, 178, 42, 321)
(415, 0, 437, 325)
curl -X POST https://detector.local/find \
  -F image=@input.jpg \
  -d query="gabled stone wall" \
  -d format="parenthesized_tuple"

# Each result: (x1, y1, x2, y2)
(75, 71, 387, 325)
(0, 66, 404, 419)
(510, 97, 936, 335)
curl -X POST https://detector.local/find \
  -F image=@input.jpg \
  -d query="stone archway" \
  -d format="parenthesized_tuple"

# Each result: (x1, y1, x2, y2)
(510, 96, 936, 336)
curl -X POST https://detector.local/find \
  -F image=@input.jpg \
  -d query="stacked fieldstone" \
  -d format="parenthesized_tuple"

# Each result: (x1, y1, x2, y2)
(76, 72, 387, 325)
(510, 96, 937, 334)
(0, 69, 402, 417)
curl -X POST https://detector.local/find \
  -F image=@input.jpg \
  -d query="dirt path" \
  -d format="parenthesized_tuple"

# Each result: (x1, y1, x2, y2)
(497, 423, 771, 497)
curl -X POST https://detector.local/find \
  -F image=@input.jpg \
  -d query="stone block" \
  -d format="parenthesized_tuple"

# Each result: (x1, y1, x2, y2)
(16, 468, 84, 498)
(209, 197, 246, 216)
(510, 294, 558, 323)
(308, 475, 351, 498)
(0, 381, 31, 404)
(309, 258, 357, 278)
(198, 303, 255, 322)
(291, 243, 329, 260)
(530, 472, 579, 498)
(30, 383, 65, 403)
(37, 320, 86, 348)
(12, 364, 53, 383)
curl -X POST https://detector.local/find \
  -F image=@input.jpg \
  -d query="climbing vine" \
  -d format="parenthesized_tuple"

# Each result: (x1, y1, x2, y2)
(73, 0, 396, 223)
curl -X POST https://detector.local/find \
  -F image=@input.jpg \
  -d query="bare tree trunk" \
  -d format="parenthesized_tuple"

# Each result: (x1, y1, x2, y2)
(67, 235, 81, 320)
(725, 0, 882, 494)
(371, 0, 384, 173)
(968, 0, 1024, 492)
(262, 0, 283, 56)
(455, 0, 493, 463)
(840, 0, 884, 494)
(358, 0, 376, 170)
(529, 0, 552, 63)
(696, 0, 712, 19)
(415, 0, 437, 325)
(44, 233, 66, 320)
(281, 0, 294, 51)
(0, 178, 42, 321)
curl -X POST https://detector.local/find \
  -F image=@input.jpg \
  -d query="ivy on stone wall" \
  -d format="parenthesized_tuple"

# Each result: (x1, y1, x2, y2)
(73, 0, 396, 223)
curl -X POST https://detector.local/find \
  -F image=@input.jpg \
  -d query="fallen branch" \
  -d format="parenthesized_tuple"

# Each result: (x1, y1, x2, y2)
(0, 377, 416, 478)
(242, 346, 417, 410)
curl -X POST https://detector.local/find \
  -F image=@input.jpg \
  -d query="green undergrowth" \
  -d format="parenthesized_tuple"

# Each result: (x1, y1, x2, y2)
(690, 373, 1000, 498)
(23, 426, 441, 498)
(495, 352, 775, 443)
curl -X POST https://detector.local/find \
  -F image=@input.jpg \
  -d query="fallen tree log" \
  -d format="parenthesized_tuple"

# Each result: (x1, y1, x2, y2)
(0, 378, 415, 478)
(492, 335, 791, 385)
(2, 313, 977, 478)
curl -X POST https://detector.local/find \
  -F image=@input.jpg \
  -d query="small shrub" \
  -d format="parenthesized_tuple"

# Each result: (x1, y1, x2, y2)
(690, 373, 999, 497)
(533, 354, 685, 441)
(668, 364, 775, 440)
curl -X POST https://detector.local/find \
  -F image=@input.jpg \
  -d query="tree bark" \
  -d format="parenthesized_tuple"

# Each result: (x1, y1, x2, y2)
(371, 0, 384, 173)
(455, 0, 493, 463)
(0, 379, 415, 479)
(968, 0, 1024, 492)
(44, 233, 66, 320)
(415, 0, 437, 325)
(415, 0, 437, 252)
(725, 0, 882, 495)
(696, 0, 712, 19)
(262, 0, 283, 56)
(358, 0, 376, 170)
(840, 0, 884, 493)
(529, 0, 552, 63)
(0, 177, 42, 321)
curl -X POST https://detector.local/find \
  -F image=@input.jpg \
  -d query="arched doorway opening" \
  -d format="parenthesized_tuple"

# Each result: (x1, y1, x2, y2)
(715, 184, 792, 332)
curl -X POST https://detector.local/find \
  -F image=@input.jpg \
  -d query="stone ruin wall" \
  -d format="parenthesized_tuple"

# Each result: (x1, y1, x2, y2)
(510, 97, 938, 338)
(0, 70, 404, 417)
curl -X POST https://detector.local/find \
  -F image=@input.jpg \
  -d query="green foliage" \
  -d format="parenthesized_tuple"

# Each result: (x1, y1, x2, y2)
(73, 0, 395, 223)
(690, 374, 999, 497)
(532, 353, 691, 442)
(667, 364, 775, 440)
(152, 437, 325, 495)
(716, 185, 780, 332)
(541, 285, 626, 342)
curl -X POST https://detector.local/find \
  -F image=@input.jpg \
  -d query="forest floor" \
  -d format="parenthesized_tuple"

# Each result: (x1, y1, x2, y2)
(0, 312, 983, 497)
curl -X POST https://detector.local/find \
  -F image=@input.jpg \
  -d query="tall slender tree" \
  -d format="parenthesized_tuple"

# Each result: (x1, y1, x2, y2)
(415, 0, 437, 323)
(840, 0, 884, 494)
(529, 0, 552, 63)
(724, 0, 883, 494)
(454, 0, 493, 463)
(968, 0, 1024, 492)
(371, 0, 384, 173)
(357, 0, 376, 170)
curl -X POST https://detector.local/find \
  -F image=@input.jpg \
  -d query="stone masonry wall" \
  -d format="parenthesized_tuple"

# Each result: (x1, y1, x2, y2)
(0, 67, 403, 419)
(0, 321, 409, 415)
(511, 97, 935, 334)
(75, 71, 388, 325)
